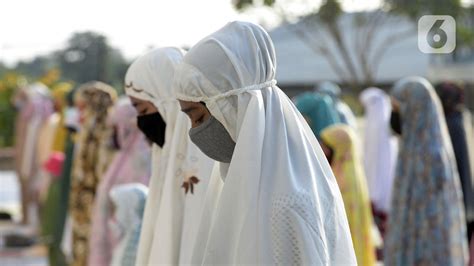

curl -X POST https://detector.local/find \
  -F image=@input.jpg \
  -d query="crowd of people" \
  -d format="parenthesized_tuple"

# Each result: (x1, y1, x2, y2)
(10, 21, 474, 266)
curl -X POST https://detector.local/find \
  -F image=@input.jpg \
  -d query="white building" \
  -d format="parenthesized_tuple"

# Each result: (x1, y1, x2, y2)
(269, 12, 474, 92)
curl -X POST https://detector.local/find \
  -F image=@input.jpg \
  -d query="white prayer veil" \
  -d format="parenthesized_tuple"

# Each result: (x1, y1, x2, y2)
(125, 47, 181, 265)
(360, 87, 398, 212)
(174, 21, 356, 265)
(125, 47, 214, 265)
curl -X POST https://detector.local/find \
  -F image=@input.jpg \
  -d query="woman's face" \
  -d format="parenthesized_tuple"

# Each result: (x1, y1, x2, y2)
(129, 96, 158, 116)
(179, 100, 211, 128)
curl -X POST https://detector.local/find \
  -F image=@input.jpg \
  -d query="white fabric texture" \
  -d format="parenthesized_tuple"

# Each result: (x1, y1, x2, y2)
(174, 21, 356, 265)
(360, 87, 399, 212)
(125, 47, 214, 265)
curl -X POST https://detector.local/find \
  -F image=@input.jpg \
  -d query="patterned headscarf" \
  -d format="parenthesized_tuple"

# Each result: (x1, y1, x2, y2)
(385, 77, 468, 265)
(70, 81, 117, 266)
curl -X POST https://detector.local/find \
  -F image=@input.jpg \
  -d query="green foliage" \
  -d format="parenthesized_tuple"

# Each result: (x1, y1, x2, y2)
(0, 62, 9, 77)
(457, 7, 474, 48)
(0, 31, 130, 147)
(385, 0, 462, 20)
(234, 0, 254, 10)
(319, 0, 343, 24)
(233, 0, 275, 10)
(264, 0, 276, 6)
(56, 32, 112, 84)
(15, 56, 56, 79)
(105, 48, 130, 93)
(458, 26, 474, 47)
(0, 72, 23, 147)
(1, 31, 129, 93)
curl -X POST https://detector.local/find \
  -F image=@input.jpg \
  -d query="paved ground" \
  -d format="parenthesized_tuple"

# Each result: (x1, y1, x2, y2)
(0, 171, 47, 266)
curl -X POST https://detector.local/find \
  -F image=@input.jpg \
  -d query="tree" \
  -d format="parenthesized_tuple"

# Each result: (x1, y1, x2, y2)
(0, 62, 9, 77)
(233, 0, 466, 89)
(106, 48, 130, 92)
(55, 31, 129, 87)
(15, 56, 56, 79)
(386, 0, 462, 20)
(0, 72, 25, 147)
(56, 32, 109, 84)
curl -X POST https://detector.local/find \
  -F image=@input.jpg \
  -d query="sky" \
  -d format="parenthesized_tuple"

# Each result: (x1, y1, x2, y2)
(1, 0, 471, 66)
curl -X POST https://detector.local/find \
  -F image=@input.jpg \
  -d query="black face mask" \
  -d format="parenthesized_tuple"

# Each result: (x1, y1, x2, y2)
(137, 112, 166, 147)
(390, 111, 402, 136)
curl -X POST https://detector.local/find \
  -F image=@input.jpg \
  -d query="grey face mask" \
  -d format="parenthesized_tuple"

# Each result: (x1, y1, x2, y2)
(189, 116, 236, 163)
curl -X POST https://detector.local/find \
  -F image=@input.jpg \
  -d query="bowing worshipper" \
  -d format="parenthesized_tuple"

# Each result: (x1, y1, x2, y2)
(436, 82, 474, 241)
(321, 124, 376, 266)
(13, 82, 53, 225)
(108, 183, 148, 266)
(39, 82, 73, 266)
(384, 77, 468, 265)
(88, 97, 151, 266)
(124, 47, 215, 265)
(317, 81, 358, 129)
(360, 87, 398, 236)
(294, 91, 341, 139)
(69, 81, 117, 266)
(174, 21, 356, 265)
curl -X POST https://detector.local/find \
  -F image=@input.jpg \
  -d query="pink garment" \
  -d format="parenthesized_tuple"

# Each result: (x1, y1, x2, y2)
(43, 152, 65, 177)
(15, 84, 54, 178)
(88, 98, 151, 266)
(13, 83, 53, 224)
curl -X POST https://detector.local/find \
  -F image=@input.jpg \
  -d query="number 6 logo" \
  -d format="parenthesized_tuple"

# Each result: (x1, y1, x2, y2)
(418, 15, 456, 54)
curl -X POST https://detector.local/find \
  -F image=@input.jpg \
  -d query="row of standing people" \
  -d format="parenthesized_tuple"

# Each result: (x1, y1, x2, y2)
(296, 79, 474, 265)
(13, 81, 152, 265)
(13, 20, 474, 265)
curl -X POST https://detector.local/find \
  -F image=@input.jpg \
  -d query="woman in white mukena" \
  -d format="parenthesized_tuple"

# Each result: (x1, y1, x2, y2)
(124, 48, 214, 265)
(174, 21, 356, 265)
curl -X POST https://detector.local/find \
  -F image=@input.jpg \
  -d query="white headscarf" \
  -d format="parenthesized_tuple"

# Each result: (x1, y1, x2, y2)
(360, 87, 398, 212)
(125, 47, 214, 265)
(174, 21, 356, 265)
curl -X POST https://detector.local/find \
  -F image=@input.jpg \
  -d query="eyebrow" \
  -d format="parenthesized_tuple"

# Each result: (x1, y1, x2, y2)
(181, 106, 198, 114)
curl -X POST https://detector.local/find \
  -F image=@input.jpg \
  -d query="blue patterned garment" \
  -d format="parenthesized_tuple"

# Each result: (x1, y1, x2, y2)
(109, 184, 148, 266)
(384, 77, 468, 265)
(121, 188, 146, 266)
